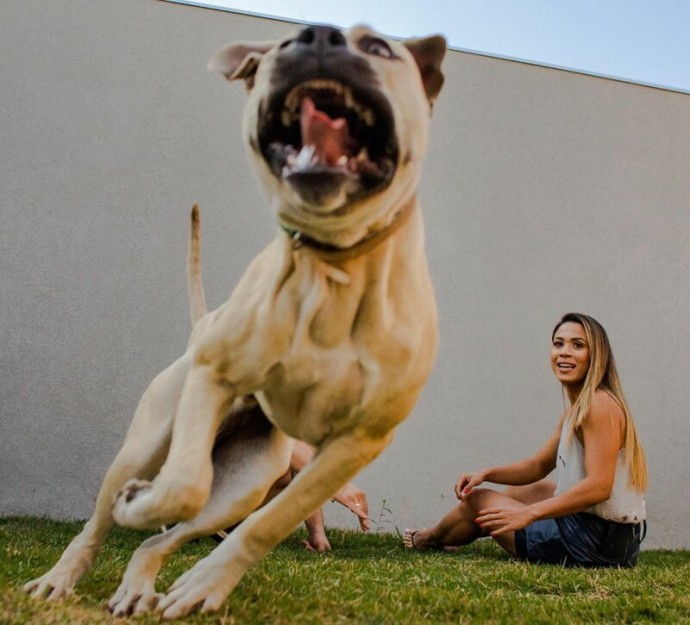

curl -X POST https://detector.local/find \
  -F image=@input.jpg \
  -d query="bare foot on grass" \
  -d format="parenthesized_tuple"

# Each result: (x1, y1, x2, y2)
(403, 528, 459, 552)
(403, 528, 431, 551)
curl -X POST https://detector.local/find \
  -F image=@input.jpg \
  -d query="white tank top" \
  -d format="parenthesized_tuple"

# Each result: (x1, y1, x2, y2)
(554, 419, 646, 523)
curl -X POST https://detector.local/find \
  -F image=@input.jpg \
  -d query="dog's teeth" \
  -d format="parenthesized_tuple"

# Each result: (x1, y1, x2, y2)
(362, 108, 375, 126)
(349, 147, 370, 172)
(294, 145, 316, 168)
(336, 155, 348, 166)
(285, 88, 300, 112)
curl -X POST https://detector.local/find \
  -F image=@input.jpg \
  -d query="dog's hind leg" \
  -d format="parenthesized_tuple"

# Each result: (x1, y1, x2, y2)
(108, 409, 292, 616)
(24, 355, 191, 601)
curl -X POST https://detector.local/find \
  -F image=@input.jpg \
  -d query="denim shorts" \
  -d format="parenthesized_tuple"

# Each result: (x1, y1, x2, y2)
(514, 512, 644, 568)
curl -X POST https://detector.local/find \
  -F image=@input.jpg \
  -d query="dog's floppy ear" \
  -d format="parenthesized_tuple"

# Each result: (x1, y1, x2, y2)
(403, 35, 446, 105)
(208, 41, 275, 89)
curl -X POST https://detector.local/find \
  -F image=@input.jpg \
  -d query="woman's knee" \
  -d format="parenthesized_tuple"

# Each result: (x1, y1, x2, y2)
(463, 487, 499, 511)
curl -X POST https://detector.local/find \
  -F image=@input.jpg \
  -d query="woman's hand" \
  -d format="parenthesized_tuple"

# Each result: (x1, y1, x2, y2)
(333, 484, 370, 531)
(475, 505, 536, 536)
(455, 470, 487, 500)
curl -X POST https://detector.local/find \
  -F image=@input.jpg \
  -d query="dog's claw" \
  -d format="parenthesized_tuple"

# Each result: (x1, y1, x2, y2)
(113, 478, 151, 505)
(24, 571, 77, 602)
(109, 589, 163, 617)
(112, 479, 160, 528)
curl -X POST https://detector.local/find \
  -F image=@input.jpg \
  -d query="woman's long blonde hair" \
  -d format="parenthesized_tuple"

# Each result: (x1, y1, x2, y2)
(553, 313, 648, 492)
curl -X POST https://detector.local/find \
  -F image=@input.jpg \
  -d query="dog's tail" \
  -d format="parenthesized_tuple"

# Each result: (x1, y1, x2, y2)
(187, 203, 208, 326)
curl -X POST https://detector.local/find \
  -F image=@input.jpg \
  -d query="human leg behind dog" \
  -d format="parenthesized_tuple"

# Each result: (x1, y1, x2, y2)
(23, 354, 192, 600)
(233, 439, 370, 552)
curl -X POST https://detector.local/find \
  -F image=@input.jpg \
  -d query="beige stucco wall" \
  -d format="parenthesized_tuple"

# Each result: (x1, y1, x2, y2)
(1, 0, 689, 549)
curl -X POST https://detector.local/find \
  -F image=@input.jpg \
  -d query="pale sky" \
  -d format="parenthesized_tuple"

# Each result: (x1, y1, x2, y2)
(168, 0, 690, 93)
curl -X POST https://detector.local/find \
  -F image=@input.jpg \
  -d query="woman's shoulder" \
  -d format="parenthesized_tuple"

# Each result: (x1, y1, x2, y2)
(588, 389, 625, 423)
(593, 388, 622, 406)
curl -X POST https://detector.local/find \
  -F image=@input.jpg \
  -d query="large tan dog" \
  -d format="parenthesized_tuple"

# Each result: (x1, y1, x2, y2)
(24, 24, 445, 618)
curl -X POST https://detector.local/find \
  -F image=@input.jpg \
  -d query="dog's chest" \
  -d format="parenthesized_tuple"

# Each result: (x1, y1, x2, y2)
(255, 256, 430, 442)
(205, 242, 436, 441)
(268, 261, 375, 389)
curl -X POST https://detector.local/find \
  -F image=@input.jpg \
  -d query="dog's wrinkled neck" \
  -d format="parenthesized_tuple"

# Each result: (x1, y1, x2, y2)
(279, 196, 417, 263)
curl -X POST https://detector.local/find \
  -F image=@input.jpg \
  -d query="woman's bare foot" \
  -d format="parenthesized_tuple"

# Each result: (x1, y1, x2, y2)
(404, 528, 459, 552)
(303, 532, 331, 553)
(403, 528, 435, 551)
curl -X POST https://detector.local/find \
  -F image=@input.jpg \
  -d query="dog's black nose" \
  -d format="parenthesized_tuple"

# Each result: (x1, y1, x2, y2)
(295, 25, 346, 51)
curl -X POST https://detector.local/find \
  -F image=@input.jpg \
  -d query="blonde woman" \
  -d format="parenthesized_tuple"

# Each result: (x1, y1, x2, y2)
(404, 313, 647, 567)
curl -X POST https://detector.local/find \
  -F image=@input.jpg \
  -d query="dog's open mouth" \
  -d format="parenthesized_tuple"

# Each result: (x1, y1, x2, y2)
(259, 79, 398, 202)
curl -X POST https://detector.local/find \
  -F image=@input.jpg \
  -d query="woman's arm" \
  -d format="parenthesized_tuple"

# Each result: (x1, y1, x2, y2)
(478, 392, 623, 535)
(456, 415, 564, 499)
(527, 392, 621, 518)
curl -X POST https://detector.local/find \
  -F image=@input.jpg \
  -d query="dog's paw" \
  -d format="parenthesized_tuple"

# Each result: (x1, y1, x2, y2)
(23, 571, 75, 601)
(108, 586, 164, 617)
(112, 477, 204, 528)
(112, 479, 159, 529)
(156, 558, 237, 619)
(114, 478, 152, 504)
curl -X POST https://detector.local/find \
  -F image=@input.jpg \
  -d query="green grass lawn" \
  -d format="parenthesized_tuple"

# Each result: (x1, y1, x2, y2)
(1, 516, 689, 624)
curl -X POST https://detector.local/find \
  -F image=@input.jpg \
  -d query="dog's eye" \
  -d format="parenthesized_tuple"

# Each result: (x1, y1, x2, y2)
(360, 36, 395, 59)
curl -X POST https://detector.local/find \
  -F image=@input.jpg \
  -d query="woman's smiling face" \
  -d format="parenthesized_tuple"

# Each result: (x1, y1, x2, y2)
(550, 321, 590, 387)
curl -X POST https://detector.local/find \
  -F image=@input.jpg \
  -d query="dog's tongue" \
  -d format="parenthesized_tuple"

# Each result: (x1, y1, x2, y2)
(300, 96, 350, 165)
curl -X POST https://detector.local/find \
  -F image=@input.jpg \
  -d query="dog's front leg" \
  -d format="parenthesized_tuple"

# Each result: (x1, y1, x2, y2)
(24, 355, 191, 600)
(112, 363, 234, 529)
(156, 429, 392, 618)
(108, 424, 292, 616)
